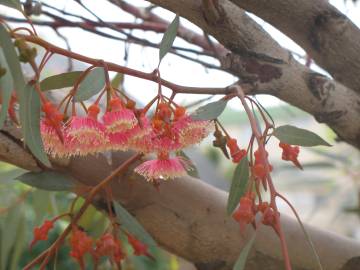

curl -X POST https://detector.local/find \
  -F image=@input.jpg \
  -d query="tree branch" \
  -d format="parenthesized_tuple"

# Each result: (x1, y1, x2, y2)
(144, 0, 360, 150)
(228, 0, 360, 94)
(1, 125, 358, 270)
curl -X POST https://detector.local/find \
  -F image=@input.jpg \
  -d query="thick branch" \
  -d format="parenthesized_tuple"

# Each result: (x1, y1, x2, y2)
(4, 116, 360, 270)
(145, 0, 360, 149)
(3, 138, 358, 270)
(228, 0, 360, 94)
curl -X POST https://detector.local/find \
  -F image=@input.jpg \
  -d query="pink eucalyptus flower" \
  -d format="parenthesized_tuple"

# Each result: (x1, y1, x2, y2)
(173, 116, 212, 147)
(134, 153, 190, 181)
(40, 120, 68, 158)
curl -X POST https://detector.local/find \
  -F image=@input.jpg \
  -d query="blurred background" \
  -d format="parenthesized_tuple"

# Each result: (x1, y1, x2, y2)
(0, 0, 360, 269)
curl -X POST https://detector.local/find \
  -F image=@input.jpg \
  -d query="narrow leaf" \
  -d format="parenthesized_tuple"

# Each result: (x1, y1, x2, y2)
(0, 0, 22, 11)
(111, 73, 124, 89)
(21, 84, 50, 166)
(114, 202, 157, 247)
(159, 15, 179, 63)
(15, 171, 76, 191)
(74, 67, 106, 101)
(40, 71, 82, 91)
(233, 233, 256, 270)
(0, 50, 13, 129)
(227, 156, 249, 215)
(273, 125, 331, 147)
(0, 24, 26, 103)
(191, 99, 228, 121)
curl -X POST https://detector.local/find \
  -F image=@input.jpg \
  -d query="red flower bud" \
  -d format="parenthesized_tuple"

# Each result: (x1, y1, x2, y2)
(30, 220, 54, 249)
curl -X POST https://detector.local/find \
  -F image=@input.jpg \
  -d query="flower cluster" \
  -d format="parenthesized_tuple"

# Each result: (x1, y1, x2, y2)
(67, 227, 150, 269)
(40, 97, 212, 181)
(232, 193, 280, 234)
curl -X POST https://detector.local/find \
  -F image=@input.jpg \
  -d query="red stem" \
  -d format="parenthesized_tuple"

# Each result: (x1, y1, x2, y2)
(234, 85, 292, 270)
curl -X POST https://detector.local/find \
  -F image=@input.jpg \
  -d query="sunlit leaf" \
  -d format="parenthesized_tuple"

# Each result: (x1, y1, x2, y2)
(15, 171, 75, 191)
(21, 84, 50, 166)
(233, 233, 256, 270)
(0, 0, 22, 11)
(114, 202, 157, 247)
(159, 15, 179, 63)
(111, 73, 124, 89)
(191, 99, 228, 121)
(0, 50, 13, 129)
(273, 125, 331, 147)
(74, 67, 106, 101)
(227, 156, 249, 215)
(0, 24, 26, 106)
(40, 71, 82, 91)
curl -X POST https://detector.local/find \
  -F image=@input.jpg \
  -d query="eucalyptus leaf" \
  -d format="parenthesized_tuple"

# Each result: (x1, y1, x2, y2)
(74, 67, 106, 101)
(0, 0, 22, 11)
(15, 171, 76, 191)
(114, 202, 157, 247)
(111, 72, 124, 89)
(159, 15, 179, 63)
(0, 24, 26, 106)
(233, 233, 256, 270)
(0, 50, 13, 129)
(273, 125, 331, 147)
(191, 99, 228, 121)
(227, 156, 249, 215)
(40, 71, 82, 91)
(21, 84, 50, 166)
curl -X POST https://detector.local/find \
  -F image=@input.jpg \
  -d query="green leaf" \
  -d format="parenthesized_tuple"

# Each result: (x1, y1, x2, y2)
(0, 50, 13, 129)
(159, 15, 179, 63)
(0, 0, 22, 11)
(0, 205, 22, 270)
(9, 214, 26, 270)
(0, 24, 26, 105)
(233, 233, 256, 270)
(74, 67, 106, 101)
(227, 156, 249, 215)
(15, 171, 76, 191)
(40, 71, 82, 91)
(191, 99, 228, 121)
(273, 125, 331, 147)
(21, 84, 50, 166)
(111, 73, 124, 89)
(114, 202, 157, 247)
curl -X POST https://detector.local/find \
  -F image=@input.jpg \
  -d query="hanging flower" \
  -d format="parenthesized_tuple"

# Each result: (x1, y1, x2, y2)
(95, 233, 125, 263)
(103, 98, 137, 133)
(41, 120, 68, 158)
(232, 194, 255, 232)
(173, 116, 212, 148)
(134, 152, 190, 181)
(69, 227, 94, 269)
(65, 104, 107, 156)
(127, 116, 155, 153)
